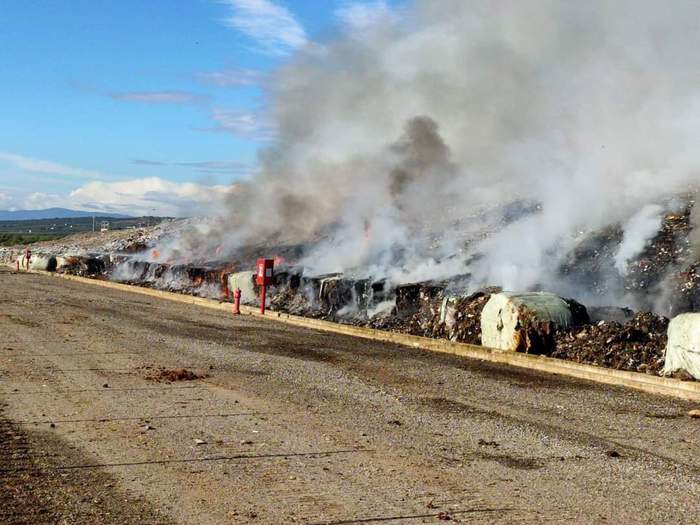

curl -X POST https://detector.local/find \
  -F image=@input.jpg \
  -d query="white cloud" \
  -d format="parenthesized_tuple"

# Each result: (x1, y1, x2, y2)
(0, 152, 105, 180)
(16, 178, 236, 217)
(195, 68, 267, 87)
(109, 90, 206, 104)
(222, 0, 307, 56)
(335, 1, 396, 30)
(1, 152, 235, 216)
(207, 107, 276, 140)
(68, 177, 236, 217)
(21, 192, 66, 210)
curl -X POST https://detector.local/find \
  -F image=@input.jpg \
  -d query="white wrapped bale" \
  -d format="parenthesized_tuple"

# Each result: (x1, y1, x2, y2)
(227, 271, 258, 304)
(481, 292, 585, 354)
(663, 314, 700, 380)
(30, 255, 57, 272)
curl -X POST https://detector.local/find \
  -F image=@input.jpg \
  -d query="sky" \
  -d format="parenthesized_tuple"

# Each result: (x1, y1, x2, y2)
(0, 0, 401, 216)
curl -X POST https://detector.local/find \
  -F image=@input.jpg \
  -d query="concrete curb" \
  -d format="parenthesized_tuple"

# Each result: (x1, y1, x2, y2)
(20, 269, 700, 402)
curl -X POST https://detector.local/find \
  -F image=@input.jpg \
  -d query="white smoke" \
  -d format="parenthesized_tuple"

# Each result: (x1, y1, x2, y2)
(614, 204, 664, 275)
(160, 1, 700, 300)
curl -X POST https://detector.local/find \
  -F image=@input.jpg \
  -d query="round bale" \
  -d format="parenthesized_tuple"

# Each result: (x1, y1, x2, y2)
(663, 313, 700, 380)
(481, 292, 585, 354)
(30, 255, 58, 272)
(227, 271, 258, 304)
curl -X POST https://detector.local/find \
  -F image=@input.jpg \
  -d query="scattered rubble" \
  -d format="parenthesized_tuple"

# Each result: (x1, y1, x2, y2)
(144, 368, 207, 382)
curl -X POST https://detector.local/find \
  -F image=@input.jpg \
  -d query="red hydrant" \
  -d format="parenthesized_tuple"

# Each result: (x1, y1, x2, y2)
(232, 288, 241, 315)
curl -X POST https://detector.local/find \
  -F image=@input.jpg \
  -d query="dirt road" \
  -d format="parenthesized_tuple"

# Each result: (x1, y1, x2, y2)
(1, 267, 699, 524)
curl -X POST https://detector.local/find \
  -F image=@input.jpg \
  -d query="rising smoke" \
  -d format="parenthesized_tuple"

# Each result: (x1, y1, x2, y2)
(157, 0, 700, 306)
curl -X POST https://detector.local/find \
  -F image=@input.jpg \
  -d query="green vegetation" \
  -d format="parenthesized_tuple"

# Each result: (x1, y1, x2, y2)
(0, 233, 65, 247)
(0, 216, 169, 236)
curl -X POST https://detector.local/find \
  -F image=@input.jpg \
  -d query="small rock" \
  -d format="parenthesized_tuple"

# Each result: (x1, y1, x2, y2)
(605, 450, 621, 458)
(688, 409, 700, 419)
(194, 439, 207, 445)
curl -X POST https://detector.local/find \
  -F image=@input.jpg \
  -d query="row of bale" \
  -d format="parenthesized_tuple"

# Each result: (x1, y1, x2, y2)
(6, 250, 108, 276)
(224, 266, 700, 380)
(8, 252, 700, 381)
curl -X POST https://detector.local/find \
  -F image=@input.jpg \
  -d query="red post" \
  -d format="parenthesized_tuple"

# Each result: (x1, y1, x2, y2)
(233, 288, 241, 315)
(255, 258, 274, 316)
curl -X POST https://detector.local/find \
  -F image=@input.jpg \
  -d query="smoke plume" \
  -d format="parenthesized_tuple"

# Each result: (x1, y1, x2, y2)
(158, 0, 700, 305)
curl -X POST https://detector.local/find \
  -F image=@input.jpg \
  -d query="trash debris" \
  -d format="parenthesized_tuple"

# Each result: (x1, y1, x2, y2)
(144, 368, 207, 382)
(553, 312, 669, 374)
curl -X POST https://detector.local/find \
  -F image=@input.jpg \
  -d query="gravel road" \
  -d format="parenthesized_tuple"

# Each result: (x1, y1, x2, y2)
(1, 267, 699, 524)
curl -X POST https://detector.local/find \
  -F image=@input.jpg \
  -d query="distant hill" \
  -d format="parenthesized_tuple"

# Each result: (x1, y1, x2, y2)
(0, 208, 132, 221)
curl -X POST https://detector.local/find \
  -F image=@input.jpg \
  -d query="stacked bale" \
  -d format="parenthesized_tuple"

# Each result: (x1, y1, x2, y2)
(663, 313, 700, 379)
(481, 292, 588, 354)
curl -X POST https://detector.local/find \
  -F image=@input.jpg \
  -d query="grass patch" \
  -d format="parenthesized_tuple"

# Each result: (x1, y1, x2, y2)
(0, 233, 65, 247)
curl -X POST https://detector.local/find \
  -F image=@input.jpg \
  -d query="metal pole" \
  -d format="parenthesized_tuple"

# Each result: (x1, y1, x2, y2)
(260, 284, 266, 315)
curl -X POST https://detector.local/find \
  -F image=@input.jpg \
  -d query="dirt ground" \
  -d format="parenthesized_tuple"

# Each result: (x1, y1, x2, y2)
(1, 268, 700, 524)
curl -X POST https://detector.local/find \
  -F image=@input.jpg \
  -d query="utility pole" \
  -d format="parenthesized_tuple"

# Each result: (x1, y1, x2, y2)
(92, 215, 95, 232)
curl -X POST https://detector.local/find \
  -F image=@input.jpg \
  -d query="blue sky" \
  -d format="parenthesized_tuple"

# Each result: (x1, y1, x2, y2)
(0, 0, 400, 215)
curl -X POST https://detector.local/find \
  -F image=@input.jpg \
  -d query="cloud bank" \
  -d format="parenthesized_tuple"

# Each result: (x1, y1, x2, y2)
(23, 178, 234, 217)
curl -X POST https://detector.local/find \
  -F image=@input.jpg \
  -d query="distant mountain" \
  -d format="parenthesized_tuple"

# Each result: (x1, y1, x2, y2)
(0, 208, 132, 221)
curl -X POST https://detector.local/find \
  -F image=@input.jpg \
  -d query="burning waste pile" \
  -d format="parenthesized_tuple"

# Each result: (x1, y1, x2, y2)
(5, 206, 700, 380)
(6, 1, 700, 380)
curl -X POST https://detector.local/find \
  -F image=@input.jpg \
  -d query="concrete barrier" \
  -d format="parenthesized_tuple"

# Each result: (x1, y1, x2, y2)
(21, 267, 700, 402)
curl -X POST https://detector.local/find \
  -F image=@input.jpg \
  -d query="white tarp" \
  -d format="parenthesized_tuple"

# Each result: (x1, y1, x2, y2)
(663, 313, 700, 380)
